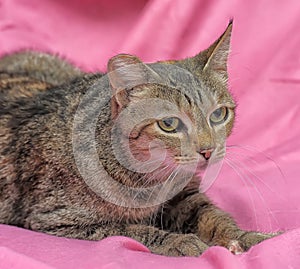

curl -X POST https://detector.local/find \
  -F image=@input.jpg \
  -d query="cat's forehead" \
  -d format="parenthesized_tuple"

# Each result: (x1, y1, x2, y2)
(147, 62, 234, 113)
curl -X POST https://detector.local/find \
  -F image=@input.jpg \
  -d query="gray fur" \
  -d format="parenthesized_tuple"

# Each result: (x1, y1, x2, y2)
(0, 22, 277, 256)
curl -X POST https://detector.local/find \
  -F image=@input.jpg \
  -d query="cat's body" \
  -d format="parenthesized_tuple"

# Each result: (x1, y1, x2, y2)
(0, 23, 275, 256)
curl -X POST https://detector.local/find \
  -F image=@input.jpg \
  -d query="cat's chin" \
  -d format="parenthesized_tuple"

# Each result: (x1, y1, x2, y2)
(176, 161, 208, 175)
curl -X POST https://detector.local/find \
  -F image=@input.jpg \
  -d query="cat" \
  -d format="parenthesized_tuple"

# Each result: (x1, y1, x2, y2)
(0, 22, 277, 256)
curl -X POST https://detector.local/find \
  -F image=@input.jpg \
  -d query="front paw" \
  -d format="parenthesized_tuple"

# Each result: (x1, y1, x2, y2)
(236, 231, 280, 252)
(152, 234, 208, 257)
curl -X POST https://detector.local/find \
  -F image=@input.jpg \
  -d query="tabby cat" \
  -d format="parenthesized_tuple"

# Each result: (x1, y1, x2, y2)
(0, 22, 276, 256)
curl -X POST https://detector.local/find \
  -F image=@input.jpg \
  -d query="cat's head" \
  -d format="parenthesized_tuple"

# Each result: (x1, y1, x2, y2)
(107, 22, 235, 186)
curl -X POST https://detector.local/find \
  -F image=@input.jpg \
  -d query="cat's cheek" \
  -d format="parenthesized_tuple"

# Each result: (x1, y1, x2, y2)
(128, 137, 151, 162)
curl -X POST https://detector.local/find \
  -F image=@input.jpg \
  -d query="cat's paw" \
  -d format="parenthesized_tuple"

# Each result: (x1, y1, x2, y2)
(237, 231, 280, 251)
(227, 240, 244, 254)
(152, 233, 208, 257)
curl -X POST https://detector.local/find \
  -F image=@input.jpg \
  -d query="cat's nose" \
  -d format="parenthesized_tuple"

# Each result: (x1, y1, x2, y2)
(199, 148, 215, 161)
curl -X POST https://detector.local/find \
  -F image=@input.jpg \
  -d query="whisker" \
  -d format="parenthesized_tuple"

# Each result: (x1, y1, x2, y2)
(148, 197, 168, 228)
(156, 167, 180, 204)
(133, 158, 165, 172)
(174, 157, 198, 161)
(226, 144, 286, 180)
(225, 157, 279, 230)
(159, 203, 165, 230)
(132, 163, 171, 189)
(223, 158, 259, 229)
(226, 149, 271, 170)
(176, 161, 198, 165)
(132, 164, 173, 204)
(226, 151, 286, 202)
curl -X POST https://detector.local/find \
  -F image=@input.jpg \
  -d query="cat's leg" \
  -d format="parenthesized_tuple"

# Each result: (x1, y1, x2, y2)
(33, 221, 208, 256)
(195, 199, 276, 252)
(125, 224, 209, 256)
(25, 210, 208, 256)
(158, 190, 277, 254)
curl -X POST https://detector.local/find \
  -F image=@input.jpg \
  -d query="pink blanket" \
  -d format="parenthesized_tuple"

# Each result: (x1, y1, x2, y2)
(1, 0, 300, 268)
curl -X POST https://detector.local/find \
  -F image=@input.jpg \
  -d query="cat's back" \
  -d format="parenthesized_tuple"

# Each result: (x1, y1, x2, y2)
(0, 51, 85, 223)
(0, 51, 76, 150)
(0, 51, 83, 84)
(0, 51, 83, 98)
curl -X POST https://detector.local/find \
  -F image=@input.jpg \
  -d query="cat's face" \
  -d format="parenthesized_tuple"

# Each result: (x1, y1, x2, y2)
(108, 22, 234, 185)
(111, 82, 235, 183)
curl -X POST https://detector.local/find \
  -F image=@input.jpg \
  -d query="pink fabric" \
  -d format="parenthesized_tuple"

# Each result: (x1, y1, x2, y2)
(1, 0, 300, 268)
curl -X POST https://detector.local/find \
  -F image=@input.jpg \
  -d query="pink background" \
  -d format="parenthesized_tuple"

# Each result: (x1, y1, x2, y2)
(1, 0, 300, 268)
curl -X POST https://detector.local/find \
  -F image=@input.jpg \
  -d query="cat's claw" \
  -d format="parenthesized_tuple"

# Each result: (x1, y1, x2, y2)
(228, 240, 244, 255)
(236, 231, 280, 252)
(152, 234, 208, 257)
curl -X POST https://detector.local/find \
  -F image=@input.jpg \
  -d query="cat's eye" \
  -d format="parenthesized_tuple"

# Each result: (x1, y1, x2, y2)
(157, 117, 181, 133)
(210, 107, 228, 125)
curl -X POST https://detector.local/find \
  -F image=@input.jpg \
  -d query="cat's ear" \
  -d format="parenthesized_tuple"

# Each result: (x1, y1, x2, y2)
(196, 21, 233, 80)
(107, 54, 161, 119)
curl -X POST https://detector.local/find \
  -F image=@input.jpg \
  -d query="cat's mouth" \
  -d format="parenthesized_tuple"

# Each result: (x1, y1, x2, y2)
(172, 148, 224, 174)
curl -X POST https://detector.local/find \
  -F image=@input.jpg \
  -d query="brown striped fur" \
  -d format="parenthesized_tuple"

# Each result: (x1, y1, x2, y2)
(0, 22, 276, 256)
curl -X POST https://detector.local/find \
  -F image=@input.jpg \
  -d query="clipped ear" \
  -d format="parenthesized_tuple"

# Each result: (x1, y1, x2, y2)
(203, 21, 232, 75)
(193, 21, 233, 81)
(107, 54, 161, 119)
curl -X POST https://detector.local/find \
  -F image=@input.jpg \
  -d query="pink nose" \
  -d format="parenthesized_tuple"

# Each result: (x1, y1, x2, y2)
(199, 148, 214, 161)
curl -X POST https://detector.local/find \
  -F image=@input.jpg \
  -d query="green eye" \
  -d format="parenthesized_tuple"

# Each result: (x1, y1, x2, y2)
(158, 117, 180, 133)
(210, 107, 228, 125)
